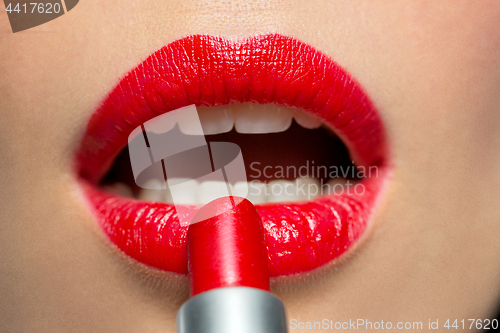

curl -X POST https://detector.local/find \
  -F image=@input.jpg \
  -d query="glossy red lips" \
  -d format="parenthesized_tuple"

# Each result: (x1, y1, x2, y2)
(76, 34, 391, 277)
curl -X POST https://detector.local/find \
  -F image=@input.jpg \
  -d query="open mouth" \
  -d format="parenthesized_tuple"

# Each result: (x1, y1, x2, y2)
(75, 34, 391, 277)
(102, 103, 361, 204)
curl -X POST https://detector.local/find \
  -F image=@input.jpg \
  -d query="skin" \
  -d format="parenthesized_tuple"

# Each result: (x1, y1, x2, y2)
(1, 0, 500, 332)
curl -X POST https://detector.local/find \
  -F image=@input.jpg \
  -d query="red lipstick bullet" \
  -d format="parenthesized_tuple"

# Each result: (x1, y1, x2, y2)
(177, 196, 288, 333)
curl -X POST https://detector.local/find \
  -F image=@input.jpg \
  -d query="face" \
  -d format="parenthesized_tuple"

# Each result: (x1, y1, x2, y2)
(1, 1, 500, 332)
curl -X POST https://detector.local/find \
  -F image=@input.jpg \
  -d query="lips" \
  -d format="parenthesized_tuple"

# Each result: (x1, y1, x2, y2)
(76, 34, 391, 277)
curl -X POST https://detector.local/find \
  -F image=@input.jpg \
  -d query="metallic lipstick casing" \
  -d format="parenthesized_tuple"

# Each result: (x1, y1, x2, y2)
(177, 197, 287, 333)
(177, 287, 287, 333)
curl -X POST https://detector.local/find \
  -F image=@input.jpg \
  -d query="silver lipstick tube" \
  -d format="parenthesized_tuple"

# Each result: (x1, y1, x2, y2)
(177, 286, 288, 333)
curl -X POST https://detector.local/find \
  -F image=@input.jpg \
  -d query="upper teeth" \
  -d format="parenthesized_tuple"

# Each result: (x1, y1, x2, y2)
(196, 106, 235, 135)
(192, 104, 321, 135)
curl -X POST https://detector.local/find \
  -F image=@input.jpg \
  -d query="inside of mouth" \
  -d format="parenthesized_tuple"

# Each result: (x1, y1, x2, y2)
(100, 104, 362, 205)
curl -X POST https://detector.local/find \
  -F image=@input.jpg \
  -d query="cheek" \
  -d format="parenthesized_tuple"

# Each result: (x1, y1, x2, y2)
(354, 1, 500, 199)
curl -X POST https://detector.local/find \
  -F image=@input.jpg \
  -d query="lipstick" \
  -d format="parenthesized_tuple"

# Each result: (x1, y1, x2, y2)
(177, 196, 288, 333)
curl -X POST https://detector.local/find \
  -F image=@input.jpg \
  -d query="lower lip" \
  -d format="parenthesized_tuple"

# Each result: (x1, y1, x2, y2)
(80, 171, 389, 277)
(76, 34, 391, 277)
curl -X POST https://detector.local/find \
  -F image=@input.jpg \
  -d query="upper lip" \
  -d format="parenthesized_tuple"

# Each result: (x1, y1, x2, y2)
(75, 34, 391, 277)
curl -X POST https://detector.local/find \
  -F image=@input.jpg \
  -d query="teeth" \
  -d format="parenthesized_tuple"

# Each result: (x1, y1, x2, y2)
(166, 178, 199, 204)
(137, 179, 166, 202)
(232, 181, 249, 198)
(133, 177, 327, 205)
(246, 181, 268, 204)
(129, 104, 327, 204)
(178, 117, 204, 136)
(198, 181, 231, 204)
(234, 181, 267, 204)
(234, 104, 293, 134)
(167, 104, 321, 135)
(267, 180, 299, 203)
(295, 177, 321, 200)
(197, 106, 234, 135)
(291, 109, 322, 129)
(145, 114, 177, 134)
(324, 178, 349, 195)
(265, 178, 321, 202)
(103, 182, 134, 198)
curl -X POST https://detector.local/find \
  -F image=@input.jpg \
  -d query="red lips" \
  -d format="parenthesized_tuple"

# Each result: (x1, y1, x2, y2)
(76, 34, 391, 277)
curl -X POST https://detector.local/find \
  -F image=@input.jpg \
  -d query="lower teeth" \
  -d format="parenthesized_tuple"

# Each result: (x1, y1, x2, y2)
(105, 176, 354, 205)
